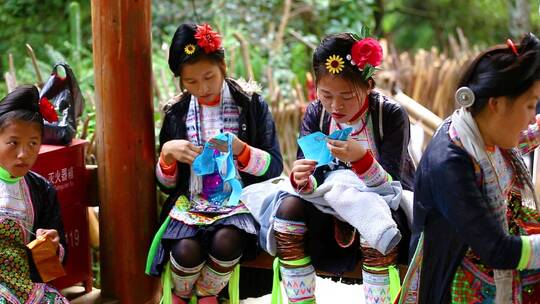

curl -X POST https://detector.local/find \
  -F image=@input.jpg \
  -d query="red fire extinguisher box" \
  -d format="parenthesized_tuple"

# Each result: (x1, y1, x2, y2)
(31, 139, 93, 292)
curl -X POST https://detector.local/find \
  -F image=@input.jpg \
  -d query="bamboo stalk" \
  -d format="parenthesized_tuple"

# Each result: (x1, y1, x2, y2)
(229, 45, 236, 78)
(152, 72, 161, 101)
(272, 0, 292, 51)
(4, 73, 15, 93)
(5, 54, 17, 92)
(8, 53, 17, 86)
(393, 90, 442, 133)
(232, 32, 254, 80)
(80, 115, 91, 140)
(456, 27, 470, 56)
(288, 29, 316, 50)
(25, 44, 43, 86)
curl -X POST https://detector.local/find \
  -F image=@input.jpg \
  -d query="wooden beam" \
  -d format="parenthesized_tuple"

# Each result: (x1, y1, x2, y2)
(91, 1, 158, 302)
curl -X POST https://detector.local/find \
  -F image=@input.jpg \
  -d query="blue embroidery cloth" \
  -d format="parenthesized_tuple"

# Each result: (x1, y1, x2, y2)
(192, 132, 243, 206)
(297, 127, 352, 167)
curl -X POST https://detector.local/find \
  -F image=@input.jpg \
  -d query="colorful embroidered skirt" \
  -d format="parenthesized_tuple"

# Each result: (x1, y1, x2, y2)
(148, 196, 260, 276)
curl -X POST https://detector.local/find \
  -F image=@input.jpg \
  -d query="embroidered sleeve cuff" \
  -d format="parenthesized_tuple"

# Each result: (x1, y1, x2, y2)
(236, 143, 251, 168)
(238, 146, 271, 176)
(351, 151, 375, 174)
(351, 152, 389, 187)
(519, 235, 540, 270)
(156, 160, 177, 189)
(159, 154, 177, 176)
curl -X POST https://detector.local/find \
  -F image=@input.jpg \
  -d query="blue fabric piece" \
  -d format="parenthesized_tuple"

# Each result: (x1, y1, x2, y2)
(192, 132, 243, 206)
(297, 127, 352, 167)
(193, 144, 216, 175)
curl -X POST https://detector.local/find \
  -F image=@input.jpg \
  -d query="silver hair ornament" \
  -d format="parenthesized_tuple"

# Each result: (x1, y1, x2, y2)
(455, 87, 475, 108)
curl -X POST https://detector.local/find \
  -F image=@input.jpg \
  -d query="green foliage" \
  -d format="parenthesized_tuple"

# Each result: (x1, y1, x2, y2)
(0, 1, 92, 86)
(383, 0, 540, 50)
(0, 1, 95, 139)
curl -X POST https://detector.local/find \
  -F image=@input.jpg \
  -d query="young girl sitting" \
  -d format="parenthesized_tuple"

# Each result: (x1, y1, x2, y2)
(0, 85, 68, 303)
(146, 23, 282, 304)
(244, 31, 415, 304)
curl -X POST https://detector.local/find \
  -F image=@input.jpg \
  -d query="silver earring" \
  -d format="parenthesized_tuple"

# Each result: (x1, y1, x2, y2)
(455, 87, 475, 108)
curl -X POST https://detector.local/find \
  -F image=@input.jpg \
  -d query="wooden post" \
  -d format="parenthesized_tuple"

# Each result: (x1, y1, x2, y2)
(91, 1, 158, 302)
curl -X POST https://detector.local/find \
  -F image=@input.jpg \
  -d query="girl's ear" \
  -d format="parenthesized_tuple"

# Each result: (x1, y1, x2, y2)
(178, 78, 185, 91)
(487, 97, 502, 114)
(367, 78, 374, 90)
(219, 61, 227, 77)
(360, 79, 373, 97)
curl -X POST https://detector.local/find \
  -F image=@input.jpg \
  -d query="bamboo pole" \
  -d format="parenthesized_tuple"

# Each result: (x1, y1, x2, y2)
(288, 29, 317, 50)
(8, 53, 17, 86)
(393, 90, 443, 134)
(25, 44, 43, 86)
(4, 73, 16, 93)
(232, 32, 254, 80)
(272, 0, 292, 51)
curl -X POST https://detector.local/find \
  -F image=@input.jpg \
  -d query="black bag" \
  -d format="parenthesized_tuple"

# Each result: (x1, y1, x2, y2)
(39, 63, 85, 145)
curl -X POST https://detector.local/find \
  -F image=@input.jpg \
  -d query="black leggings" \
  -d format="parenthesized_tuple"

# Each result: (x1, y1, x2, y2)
(170, 226, 245, 268)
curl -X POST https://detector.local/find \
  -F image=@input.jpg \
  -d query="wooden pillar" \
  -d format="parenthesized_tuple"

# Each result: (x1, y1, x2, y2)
(91, 1, 157, 302)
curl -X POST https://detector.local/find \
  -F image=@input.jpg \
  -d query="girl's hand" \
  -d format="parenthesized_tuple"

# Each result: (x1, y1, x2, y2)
(36, 229, 60, 248)
(209, 135, 246, 156)
(326, 138, 367, 163)
(161, 140, 203, 165)
(291, 159, 317, 187)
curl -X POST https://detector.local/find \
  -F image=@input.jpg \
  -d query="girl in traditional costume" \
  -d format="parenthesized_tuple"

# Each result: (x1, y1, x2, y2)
(146, 23, 282, 304)
(399, 33, 540, 303)
(245, 31, 415, 304)
(0, 85, 68, 304)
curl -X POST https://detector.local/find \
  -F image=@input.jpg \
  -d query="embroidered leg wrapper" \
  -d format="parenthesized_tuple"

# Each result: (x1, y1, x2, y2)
(170, 253, 205, 299)
(361, 244, 400, 304)
(195, 254, 241, 297)
(273, 217, 316, 304)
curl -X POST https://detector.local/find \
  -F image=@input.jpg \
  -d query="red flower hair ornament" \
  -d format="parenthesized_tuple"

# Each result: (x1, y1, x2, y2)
(350, 38, 383, 69)
(346, 37, 383, 80)
(194, 24, 222, 54)
(39, 97, 58, 123)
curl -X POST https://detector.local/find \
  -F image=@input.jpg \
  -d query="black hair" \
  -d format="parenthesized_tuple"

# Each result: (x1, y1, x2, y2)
(168, 23, 226, 77)
(458, 33, 540, 115)
(312, 33, 375, 89)
(0, 85, 43, 132)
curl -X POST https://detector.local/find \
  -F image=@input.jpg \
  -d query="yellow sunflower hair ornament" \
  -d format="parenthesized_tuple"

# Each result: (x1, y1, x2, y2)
(325, 54, 345, 74)
(184, 44, 196, 55)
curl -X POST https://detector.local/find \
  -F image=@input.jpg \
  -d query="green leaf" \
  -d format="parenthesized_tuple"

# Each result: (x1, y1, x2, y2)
(350, 33, 361, 41)
(360, 25, 371, 39)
